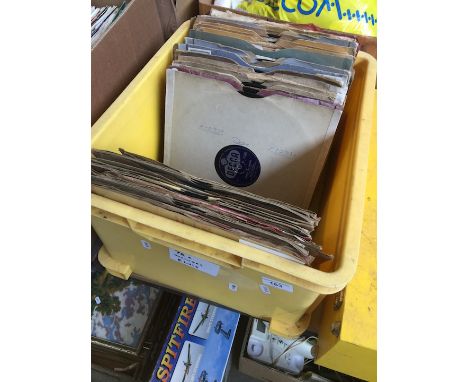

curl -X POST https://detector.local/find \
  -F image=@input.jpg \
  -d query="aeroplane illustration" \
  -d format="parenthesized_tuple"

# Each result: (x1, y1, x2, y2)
(181, 343, 192, 382)
(214, 320, 231, 340)
(192, 304, 212, 334)
(198, 370, 208, 382)
(198, 370, 218, 382)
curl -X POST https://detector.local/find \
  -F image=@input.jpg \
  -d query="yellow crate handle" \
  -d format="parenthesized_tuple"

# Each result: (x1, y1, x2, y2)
(126, 219, 245, 270)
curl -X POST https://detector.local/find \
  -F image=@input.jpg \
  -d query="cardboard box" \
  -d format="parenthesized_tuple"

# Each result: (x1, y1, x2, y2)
(175, 0, 199, 25)
(91, 0, 176, 125)
(149, 296, 240, 382)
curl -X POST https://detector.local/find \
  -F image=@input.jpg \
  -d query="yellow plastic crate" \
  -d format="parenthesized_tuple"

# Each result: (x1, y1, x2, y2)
(91, 20, 377, 338)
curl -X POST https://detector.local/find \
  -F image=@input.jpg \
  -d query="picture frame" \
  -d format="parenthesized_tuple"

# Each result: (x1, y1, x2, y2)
(91, 269, 162, 356)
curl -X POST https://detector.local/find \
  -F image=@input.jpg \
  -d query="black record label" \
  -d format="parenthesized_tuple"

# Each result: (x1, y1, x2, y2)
(214, 145, 261, 187)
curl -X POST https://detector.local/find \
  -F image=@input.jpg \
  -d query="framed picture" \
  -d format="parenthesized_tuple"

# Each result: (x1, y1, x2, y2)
(91, 269, 162, 356)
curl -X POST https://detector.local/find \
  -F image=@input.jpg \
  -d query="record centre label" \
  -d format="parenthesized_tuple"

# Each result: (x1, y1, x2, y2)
(214, 145, 261, 187)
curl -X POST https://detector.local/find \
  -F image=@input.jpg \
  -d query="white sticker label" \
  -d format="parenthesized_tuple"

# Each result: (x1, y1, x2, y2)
(259, 285, 271, 295)
(141, 240, 152, 250)
(229, 283, 238, 292)
(187, 47, 212, 55)
(169, 249, 220, 277)
(95, 296, 101, 305)
(262, 277, 294, 293)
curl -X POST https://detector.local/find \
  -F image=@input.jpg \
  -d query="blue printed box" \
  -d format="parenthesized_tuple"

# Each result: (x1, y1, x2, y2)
(150, 296, 240, 382)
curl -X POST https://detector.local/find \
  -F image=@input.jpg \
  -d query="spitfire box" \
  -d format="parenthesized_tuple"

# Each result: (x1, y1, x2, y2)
(149, 296, 240, 382)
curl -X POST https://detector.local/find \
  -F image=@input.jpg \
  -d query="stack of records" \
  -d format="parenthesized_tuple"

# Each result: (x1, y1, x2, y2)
(91, 2, 126, 48)
(164, 10, 358, 208)
(91, 149, 331, 265)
